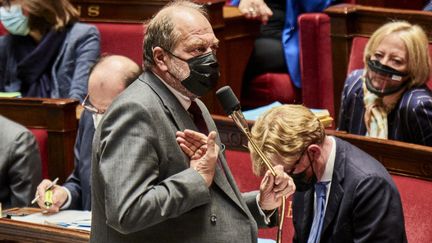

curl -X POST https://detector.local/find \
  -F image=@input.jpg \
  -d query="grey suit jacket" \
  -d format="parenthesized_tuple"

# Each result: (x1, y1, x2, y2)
(292, 137, 407, 243)
(0, 115, 42, 209)
(91, 72, 271, 243)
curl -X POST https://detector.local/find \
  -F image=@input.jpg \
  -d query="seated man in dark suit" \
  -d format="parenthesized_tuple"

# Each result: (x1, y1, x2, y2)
(249, 104, 407, 242)
(35, 55, 141, 212)
(0, 115, 42, 209)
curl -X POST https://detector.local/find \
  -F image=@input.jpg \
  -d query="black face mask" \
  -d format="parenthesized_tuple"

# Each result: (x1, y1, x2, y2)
(167, 50, 220, 97)
(366, 59, 409, 97)
(289, 152, 317, 192)
(290, 165, 317, 192)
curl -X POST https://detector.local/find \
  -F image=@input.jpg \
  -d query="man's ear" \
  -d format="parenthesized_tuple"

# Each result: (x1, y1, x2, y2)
(153, 46, 168, 71)
(307, 144, 322, 161)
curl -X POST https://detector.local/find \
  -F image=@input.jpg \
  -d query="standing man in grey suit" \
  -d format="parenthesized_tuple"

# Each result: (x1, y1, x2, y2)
(248, 105, 406, 243)
(91, 1, 295, 242)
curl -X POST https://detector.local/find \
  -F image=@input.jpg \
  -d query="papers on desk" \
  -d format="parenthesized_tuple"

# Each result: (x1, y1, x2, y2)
(12, 210, 91, 231)
(243, 101, 333, 127)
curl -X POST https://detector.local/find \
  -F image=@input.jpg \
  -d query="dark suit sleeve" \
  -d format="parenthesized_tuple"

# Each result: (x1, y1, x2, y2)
(352, 176, 406, 242)
(399, 91, 432, 146)
(8, 130, 42, 207)
(68, 25, 100, 101)
(63, 113, 86, 209)
(337, 70, 363, 132)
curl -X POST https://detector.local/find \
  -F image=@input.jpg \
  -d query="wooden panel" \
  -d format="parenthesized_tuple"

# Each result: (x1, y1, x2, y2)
(212, 115, 432, 180)
(325, 4, 432, 123)
(0, 218, 89, 242)
(354, 0, 428, 10)
(70, 0, 225, 25)
(0, 98, 79, 183)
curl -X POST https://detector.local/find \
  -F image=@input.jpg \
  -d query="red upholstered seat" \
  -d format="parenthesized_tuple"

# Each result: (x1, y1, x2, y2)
(347, 36, 432, 89)
(29, 128, 48, 179)
(241, 13, 335, 118)
(89, 22, 146, 66)
(242, 73, 300, 108)
(392, 175, 432, 242)
(225, 150, 294, 241)
(0, 23, 6, 36)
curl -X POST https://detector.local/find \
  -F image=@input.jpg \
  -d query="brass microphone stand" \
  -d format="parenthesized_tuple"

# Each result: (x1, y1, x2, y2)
(229, 110, 286, 243)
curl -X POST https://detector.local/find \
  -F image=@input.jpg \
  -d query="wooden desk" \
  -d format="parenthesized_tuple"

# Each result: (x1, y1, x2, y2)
(213, 115, 432, 180)
(0, 217, 89, 242)
(325, 3, 432, 121)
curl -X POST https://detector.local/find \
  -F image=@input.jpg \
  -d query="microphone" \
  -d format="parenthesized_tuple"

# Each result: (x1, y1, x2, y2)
(216, 86, 285, 243)
(215, 86, 240, 115)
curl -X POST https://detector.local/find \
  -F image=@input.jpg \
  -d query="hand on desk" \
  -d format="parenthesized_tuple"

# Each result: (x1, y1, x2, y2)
(258, 165, 295, 211)
(36, 179, 68, 213)
(176, 130, 220, 187)
(238, 0, 273, 24)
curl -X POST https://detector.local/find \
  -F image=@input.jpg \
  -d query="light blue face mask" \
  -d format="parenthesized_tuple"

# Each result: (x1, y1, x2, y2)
(0, 5, 30, 36)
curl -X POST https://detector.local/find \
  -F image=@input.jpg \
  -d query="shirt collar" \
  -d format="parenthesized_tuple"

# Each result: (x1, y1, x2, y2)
(320, 136, 336, 182)
(154, 73, 192, 110)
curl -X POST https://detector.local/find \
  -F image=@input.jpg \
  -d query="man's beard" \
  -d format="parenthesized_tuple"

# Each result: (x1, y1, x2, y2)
(167, 59, 197, 99)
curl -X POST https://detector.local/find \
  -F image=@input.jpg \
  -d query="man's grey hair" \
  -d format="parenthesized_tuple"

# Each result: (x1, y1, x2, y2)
(142, 0, 208, 70)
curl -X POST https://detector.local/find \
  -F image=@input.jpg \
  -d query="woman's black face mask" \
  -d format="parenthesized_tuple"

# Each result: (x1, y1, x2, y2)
(166, 50, 220, 97)
(366, 59, 409, 97)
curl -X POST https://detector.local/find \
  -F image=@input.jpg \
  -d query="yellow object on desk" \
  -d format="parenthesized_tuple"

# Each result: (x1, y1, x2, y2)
(44, 190, 54, 208)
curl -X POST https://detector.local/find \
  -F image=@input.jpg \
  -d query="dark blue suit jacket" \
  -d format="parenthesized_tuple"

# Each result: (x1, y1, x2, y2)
(292, 137, 407, 243)
(338, 69, 432, 146)
(63, 110, 94, 210)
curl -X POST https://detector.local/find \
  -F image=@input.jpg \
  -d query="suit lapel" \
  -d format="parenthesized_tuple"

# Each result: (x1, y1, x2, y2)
(321, 138, 345, 235)
(301, 189, 314, 241)
(196, 100, 250, 214)
(142, 76, 248, 213)
(140, 72, 195, 132)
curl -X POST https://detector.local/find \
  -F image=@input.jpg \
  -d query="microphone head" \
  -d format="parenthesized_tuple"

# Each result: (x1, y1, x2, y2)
(216, 86, 241, 115)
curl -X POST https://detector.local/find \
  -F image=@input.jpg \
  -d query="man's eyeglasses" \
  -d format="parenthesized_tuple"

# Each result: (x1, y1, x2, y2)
(287, 145, 313, 175)
(82, 94, 104, 114)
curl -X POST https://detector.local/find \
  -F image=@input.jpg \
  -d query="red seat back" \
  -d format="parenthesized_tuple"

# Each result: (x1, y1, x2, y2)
(392, 174, 432, 242)
(29, 128, 48, 178)
(299, 13, 335, 118)
(347, 36, 432, 89)
(0, 23, 7, 36)
(89, 22, 146, 66)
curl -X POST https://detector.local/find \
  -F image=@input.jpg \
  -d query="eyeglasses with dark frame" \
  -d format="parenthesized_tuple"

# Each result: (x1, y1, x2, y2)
(81, 94, 104, 114)
(287, 145, 314, 175)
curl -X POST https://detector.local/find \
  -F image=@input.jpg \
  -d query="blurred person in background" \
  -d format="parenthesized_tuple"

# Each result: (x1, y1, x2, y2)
(35, 55, 141, 212)
(0, 0, 100, 101)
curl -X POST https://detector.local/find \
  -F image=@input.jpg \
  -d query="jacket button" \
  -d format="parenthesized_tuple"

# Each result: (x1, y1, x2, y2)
(210, 214, 217, 224)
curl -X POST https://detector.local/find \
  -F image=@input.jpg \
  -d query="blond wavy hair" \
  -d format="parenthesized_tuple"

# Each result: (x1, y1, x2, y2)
(364, 21, 431, 88)
(249, 105, 325, 176)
